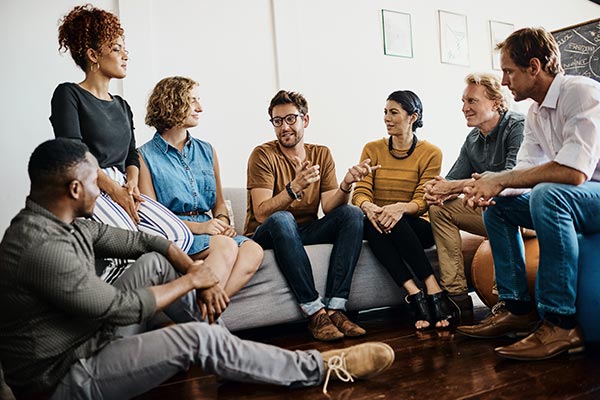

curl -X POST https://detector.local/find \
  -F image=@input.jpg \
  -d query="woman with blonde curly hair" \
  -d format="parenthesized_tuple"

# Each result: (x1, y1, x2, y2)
(50, 5, 193, 283)
(139, 77, 263, 297)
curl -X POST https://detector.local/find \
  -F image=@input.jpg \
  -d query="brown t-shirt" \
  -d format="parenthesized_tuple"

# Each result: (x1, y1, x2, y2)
(244, 140, 338, 236)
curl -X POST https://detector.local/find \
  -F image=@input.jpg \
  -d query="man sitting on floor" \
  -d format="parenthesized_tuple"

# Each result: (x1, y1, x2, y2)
(0, 138, 394, 398)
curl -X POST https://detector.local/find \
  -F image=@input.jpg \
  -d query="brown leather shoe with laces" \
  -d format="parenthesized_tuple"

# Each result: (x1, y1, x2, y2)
(456, 302, 539, 339)
(329, 311, 366, 337)
(321, 342, 395, 394)
(308, 312, 344, 341)
(495, 320, 585, 361)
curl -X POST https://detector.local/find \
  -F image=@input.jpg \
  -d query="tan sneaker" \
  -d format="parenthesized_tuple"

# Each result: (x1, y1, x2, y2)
(329, 311, 366, 337)
(308, 312, 344, 341)
(321, 342, 395, 394)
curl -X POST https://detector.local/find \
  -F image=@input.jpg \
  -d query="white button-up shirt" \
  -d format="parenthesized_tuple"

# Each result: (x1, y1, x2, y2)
(515, 73, 600, 181)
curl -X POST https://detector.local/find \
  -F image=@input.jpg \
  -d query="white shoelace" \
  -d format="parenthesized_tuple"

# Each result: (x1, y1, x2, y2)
(322, 352, 354, 394)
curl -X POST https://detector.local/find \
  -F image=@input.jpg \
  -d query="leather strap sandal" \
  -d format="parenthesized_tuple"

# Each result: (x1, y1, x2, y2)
(406, 290, 433, 330)
(428, 291, 454, 329)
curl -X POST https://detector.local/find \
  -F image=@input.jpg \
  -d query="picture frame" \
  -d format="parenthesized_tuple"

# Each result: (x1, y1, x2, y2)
(489, 20, 514, 70)
(438, 10, 469, 66)
(381, 9, 413, 58)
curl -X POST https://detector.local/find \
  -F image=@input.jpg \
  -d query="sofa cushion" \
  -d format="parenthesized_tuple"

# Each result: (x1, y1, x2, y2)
(220, 187, 484, 331)
(222, 242, 404, 331)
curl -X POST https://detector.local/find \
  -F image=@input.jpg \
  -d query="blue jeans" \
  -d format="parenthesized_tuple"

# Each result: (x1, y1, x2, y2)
(483, 182, 600, 317)
(252, 205, 364, 316)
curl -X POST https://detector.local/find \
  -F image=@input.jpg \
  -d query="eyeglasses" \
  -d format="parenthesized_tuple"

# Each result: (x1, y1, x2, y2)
(269, 113, 303, 127)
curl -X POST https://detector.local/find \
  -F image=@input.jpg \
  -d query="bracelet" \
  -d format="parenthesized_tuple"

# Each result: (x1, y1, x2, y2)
(215, 213, 231, 224)
(339, 183, 352, 194)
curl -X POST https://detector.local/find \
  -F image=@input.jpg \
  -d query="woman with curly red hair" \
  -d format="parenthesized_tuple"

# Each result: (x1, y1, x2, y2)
(50, 4, 193, 283)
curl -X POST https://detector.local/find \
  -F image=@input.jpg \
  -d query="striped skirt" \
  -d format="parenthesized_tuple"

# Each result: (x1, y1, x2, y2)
(94, 167, 193, 283)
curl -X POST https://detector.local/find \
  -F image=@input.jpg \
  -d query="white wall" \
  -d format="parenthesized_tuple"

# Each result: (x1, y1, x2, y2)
(1, 0, 598, 233)
(0, 0, 118, 233)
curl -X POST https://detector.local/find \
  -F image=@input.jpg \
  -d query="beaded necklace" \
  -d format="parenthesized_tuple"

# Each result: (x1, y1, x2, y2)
(388, 134, 417, 159)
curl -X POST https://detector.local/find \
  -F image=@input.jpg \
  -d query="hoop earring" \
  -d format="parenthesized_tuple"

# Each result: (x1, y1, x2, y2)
(90, 62, 99, 72)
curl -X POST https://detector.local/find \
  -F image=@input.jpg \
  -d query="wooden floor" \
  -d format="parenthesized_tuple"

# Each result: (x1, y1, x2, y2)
(137, 297, 600, 400)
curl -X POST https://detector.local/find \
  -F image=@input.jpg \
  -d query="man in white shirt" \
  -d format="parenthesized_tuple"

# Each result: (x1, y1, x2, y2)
(456, 27, 600, 361)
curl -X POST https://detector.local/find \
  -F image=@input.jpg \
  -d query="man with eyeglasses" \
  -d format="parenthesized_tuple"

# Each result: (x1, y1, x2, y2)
(244, 90, 379, 341)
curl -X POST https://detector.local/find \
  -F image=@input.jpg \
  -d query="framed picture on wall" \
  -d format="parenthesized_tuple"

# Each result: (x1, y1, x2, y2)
(438, 10, 469, 66)
(489, 20, 514, 70)
(381, 9, 413, 58)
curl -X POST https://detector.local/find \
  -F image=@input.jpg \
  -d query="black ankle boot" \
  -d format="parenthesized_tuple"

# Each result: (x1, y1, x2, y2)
(406, 290, 433, 330)
(428, 291, 454, 329)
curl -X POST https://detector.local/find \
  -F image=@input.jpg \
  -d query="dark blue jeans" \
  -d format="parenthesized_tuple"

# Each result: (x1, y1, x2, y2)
(252, 204, 364, 316)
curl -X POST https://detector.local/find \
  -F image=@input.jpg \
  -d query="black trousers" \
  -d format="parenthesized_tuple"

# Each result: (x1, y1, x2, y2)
(364, 215, 435, 288)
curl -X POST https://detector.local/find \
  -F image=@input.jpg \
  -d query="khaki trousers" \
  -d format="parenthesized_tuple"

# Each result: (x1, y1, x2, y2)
(429, 198, 487, 296)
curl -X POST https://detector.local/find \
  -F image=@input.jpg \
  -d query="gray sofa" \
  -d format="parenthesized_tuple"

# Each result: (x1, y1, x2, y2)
(220, 188, 484, 331)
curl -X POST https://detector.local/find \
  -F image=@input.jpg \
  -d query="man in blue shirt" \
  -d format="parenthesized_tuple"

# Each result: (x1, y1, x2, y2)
(425, 73, 524, 317)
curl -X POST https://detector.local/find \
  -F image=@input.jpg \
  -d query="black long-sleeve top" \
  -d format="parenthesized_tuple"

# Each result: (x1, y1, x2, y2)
(50, 82, 140, 173)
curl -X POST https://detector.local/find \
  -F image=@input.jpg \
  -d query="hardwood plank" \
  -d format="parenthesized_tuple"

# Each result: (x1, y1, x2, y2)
(136, 302, 600, 400)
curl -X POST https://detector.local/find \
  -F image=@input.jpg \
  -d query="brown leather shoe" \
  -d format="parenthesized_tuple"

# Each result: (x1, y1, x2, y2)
(308, 312, 344, 341)
(495, 320, 585, 361)
(321, 342, 395, 394)
(329, 311, 366, 337)
(456, 302, 539, 339)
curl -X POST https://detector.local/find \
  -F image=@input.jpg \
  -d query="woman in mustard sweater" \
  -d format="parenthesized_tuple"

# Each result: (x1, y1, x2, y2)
(352, 90, 453, 330)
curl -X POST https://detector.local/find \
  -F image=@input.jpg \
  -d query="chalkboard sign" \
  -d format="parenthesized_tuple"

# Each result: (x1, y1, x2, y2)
(552, 18, 600, 82)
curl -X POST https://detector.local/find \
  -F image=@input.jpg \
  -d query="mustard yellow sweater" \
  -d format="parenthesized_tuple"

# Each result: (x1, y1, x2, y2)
(352, 138, 442, 216)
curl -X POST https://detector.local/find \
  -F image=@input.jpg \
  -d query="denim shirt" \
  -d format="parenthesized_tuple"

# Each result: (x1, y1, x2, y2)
(140, 132, 216, 215)
(140, 132, 248, 254)
(139, 133, 221, 254)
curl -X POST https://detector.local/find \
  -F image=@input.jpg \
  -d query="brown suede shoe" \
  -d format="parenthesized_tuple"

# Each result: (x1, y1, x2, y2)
(495, 320, 585, 361)
(329, 311, 366, 337)
(456, 302, 539, 339)
(321, 342, 395, 394)
(308, 312, 344, 341)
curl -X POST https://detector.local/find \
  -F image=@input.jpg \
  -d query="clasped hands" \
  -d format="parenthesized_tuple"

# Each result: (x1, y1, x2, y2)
(362, 202, 406, 234)
(462, 172, 503, 209)
(423, 176, 457, 205)
(200, 218, 236, 238)
(424, 172, 504, 209)
(187, 260, 230, 324)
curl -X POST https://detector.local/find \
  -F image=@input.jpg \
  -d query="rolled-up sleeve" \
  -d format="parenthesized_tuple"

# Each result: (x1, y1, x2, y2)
(516, 76, 600, 180)
(553, 90, 600, 180)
